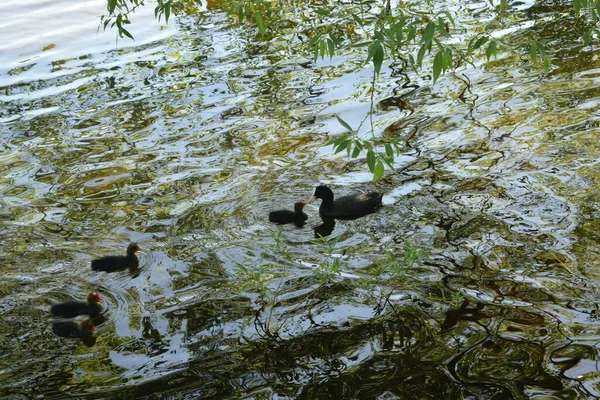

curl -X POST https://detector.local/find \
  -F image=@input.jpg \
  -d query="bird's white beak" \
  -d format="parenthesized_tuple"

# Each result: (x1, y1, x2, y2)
(308, 187, 317, 204)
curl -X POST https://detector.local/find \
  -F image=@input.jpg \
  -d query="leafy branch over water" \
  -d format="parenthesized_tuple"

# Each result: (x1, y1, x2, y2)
(329, 115, 403, 181)
(102, 0, 203, 39)
(102, 0, 590, 179)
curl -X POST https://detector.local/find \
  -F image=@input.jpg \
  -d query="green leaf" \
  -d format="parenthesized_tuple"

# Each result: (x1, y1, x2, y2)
(121, 27, 134, 40)
(542, 54, 550, 73)
(437, 17, 449, 36)
(327, 38, 335, 58)
(335, 115, 353, 132)
(433, 50, 443, 83)
(441, 10, 455, 27)
(422, 22, 435, 45)
(367, 150, 376, 172)
(417, 44, 426, 67)
(351, 13, 363, 26)
(373, 42, 384, 75)
(326, 134, 348, 146)
(108, 0, 117, 14)
(352, 145, 361, 158)
(381, 154, 394, 169)
(486, 40, 497, 61)
(366, 40, 377, 63)
(389, 21, 404, 43)
(373, 160, 385, 181)
(164, 2, 171, 23)
(385, 143, 393, 160)
(237, 3, 244, 23)
(407, 25, 417, 41)
(538, 42, 546, 58)
(583, 28, 593, 44)
(472, 36, 488, 50)
(314, 8, 331, 16)
(529, 42, 537, 64)
(352, 41, 373, 48)
(443, 48, 452, 71)
(254, 12, 266, 35)
(335, 140, 349, 153)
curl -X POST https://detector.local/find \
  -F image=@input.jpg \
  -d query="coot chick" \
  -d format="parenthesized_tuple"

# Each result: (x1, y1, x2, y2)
(309, 185, 383, 220)
(91, 243, 142, 272)
(52, 318, 96, 339)
(269, 201, 308, 226)
(51, 292, 103, 318)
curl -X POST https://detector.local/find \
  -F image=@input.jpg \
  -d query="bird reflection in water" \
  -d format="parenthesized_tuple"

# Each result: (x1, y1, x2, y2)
(313, 217, 336, 238)
(142, 315, 162, 341)
(441, 299, 487, 331)
(52, 318, 97, 347)
(91, 313, 107, 327)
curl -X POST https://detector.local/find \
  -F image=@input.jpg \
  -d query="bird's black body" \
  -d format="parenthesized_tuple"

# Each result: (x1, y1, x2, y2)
(51, 300, 102, 318)
(91, 243, 141, 272)
(91, 254, 138, 272)
(269, 202, 308, 225)
(311, 185, 383, 220)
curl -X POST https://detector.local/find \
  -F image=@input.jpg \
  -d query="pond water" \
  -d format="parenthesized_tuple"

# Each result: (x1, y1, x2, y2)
(2, 0, 600, 398)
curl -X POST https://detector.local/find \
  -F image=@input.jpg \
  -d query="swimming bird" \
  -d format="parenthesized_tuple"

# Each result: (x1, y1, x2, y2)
(309, 185, 383, 219)
(51, 292, 103, 318)
(269, 201, 309, 226)
(91, 243, 142, 272)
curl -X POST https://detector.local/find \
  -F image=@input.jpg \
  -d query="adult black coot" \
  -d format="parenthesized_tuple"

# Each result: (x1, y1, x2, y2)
(52, 318, 96, 339)
(51, 292, 103, 318)
(309, 185, 383, 219)
(269, 201, 308, 226)
(91, 243, 142, 272)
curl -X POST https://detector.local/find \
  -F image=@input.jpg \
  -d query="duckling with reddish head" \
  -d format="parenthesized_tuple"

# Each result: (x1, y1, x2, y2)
(91, 243, 142, 272)
(269, 201, 309, 226)
(51, 292, 103, 318)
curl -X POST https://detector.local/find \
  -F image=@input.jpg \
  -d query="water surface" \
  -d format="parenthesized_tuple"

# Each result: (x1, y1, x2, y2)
(1, 0, 600, 398)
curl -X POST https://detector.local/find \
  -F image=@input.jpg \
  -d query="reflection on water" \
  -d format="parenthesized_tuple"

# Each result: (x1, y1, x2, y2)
(1, 0, 600, 398)
(313, 217, 336, 238)
(51, 319, 97, 347)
